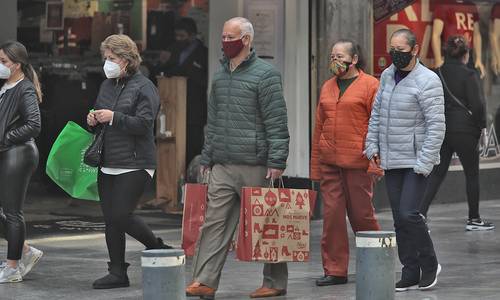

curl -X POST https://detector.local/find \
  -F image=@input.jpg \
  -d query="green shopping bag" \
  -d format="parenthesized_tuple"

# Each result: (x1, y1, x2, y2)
(46, 121, 99, 201)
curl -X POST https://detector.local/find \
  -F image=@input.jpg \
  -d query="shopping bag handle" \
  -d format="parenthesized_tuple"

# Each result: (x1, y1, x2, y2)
(268, 177, 285, 188)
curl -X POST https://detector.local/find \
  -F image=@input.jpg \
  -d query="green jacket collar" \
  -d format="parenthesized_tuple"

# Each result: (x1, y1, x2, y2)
(220, 49, 257, 72)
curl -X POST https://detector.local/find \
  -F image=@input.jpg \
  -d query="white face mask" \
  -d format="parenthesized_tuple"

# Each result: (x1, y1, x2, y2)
(103, 60, 122, 79)
(0, 63, 11, 79)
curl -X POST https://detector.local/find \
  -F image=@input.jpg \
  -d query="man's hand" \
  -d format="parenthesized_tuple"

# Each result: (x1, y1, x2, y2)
(266, 168, 284, 180)
(94, 109, 114, 124)
(200, 165, 211, 176)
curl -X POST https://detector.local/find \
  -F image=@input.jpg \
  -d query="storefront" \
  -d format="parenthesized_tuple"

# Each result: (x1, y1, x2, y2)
(2, 0, 499, 209)
(369, 0, 500, 205)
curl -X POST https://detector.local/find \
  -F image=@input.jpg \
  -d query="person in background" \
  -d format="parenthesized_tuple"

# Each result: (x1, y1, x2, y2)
(420, 35, 493, 231)
(185, 17, 289, 299)
(365, 29, 445, 292)
(87, 34, 172, 290)
(311, 39, 381, 287)
(0, 41, 43, 283)
(152, 17, 208, 167)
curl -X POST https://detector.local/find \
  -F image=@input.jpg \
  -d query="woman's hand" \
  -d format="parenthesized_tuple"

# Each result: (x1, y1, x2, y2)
(371, 153, 381, 167)
(87, 112, 98, 127)
(93, 109, 114, 124)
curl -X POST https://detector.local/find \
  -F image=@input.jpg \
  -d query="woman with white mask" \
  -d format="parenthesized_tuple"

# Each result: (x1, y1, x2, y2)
(0, 41, 43, 283)
(87, 34, 173, 289)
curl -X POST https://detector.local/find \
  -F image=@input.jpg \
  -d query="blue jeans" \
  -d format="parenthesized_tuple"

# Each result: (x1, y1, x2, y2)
(385, 169, 438, 281)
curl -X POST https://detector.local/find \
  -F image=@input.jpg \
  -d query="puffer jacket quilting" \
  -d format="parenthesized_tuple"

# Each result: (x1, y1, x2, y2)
(310, 70, 379, 180)
(364, 62, 446, 176)
(200, 51, 289, 169)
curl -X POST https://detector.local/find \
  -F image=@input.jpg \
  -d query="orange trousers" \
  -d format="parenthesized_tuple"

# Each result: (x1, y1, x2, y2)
(320, 165, 380, 277)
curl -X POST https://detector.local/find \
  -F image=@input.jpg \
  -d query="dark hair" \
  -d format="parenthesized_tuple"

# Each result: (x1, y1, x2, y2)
(445, 35, 469, 59)
(391, 29, 417, 48)
(175, 17, 197, 35)
(331, 39, 366, 70)
(0, 41, 42, 102)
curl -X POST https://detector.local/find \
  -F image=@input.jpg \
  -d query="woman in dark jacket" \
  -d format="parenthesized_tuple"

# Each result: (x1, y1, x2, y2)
(0, 41, 43, 283)
(87, 34, 172, 289)
(421, 35, 493, 231)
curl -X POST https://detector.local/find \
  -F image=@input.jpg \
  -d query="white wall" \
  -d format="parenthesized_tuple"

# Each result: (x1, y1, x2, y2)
(208, 0, 310, 178)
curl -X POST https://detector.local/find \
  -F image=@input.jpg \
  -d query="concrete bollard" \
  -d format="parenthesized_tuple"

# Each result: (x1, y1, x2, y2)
(355, 231, 396, 300)
(142, 249, 186, 300)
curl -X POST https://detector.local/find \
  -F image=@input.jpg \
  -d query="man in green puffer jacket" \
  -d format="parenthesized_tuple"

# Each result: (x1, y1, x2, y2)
(186, 17, 290, 300)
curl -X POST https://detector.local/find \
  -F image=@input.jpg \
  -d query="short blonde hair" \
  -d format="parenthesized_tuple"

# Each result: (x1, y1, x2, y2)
(100, 34, 142, 75)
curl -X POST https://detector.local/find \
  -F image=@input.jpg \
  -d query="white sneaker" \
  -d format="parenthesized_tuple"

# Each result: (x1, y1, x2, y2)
(20, 246, 43, 277)
(0, 261, 6, 269)
(0, 266, 22, 283)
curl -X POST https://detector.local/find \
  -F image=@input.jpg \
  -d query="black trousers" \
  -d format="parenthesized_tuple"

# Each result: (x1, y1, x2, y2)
(386, 169, 438, 280)
(420, 133, 480, 219)
(97, 170, 159, 265)
(0, 142, 38, 260)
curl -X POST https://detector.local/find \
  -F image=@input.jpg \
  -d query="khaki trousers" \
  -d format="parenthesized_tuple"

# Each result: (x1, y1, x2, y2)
(192, 164, 288, 290)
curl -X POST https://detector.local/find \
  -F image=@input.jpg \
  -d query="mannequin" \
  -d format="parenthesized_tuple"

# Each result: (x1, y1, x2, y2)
(490, 3, 500, 75)
(431, 0, 485, 78)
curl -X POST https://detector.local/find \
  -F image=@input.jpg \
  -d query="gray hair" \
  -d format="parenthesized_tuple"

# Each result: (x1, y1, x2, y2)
(391, 29, 417, 48)
(227, 17, 254, 41)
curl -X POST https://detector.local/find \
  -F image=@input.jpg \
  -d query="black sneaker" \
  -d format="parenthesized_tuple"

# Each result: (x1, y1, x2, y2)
(419, 264, 441, 290)
(466, 218, 495, 231)
(395, 278, 419, 292)
(315, 275, 348, 286)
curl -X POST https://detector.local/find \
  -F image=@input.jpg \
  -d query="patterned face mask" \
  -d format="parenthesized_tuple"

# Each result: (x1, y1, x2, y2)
(329, 59, 352, 77)
(390, 49, 414, 69)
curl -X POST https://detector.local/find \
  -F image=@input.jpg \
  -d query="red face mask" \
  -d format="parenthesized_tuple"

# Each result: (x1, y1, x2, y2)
(222, 38, 244, 58)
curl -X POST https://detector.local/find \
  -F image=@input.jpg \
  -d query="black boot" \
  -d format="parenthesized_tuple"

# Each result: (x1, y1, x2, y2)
(92, 262, 130, 289)
(156, 237, 173, 249)
(146, 237, 173, 250)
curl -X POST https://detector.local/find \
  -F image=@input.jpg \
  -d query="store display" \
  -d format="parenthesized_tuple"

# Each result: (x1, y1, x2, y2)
(432, 0, 485, 76)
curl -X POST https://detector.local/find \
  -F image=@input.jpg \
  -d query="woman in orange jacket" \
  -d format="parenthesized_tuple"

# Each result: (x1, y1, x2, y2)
(311, 39, 381, 286)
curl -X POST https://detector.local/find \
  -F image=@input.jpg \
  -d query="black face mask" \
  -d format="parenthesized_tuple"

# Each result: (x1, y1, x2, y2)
(390, 49, 414, 70)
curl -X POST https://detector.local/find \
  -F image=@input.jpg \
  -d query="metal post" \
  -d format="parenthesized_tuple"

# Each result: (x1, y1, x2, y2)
(355, 231, 396, 300)
(142, 249, 186, 300)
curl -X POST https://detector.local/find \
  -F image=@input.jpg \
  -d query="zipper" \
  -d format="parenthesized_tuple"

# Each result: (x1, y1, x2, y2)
(385, 82, 397, 167)
(225, 72, 231, 161)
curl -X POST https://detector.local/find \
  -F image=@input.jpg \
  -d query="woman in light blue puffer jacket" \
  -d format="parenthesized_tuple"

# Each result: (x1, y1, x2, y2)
(364, 29, 445, 292)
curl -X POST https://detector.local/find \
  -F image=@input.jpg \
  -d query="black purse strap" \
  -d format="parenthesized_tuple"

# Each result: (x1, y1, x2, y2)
(97, 82, 126, 135)
(437, 68, 472, 116)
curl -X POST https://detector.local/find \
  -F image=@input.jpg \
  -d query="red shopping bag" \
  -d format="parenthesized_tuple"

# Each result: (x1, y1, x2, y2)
(181, 183, 208, 256)
(237, 187, 316, 263)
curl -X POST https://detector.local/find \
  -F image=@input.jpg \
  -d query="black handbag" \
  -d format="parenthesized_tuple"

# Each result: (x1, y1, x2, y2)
(83, 126, 106, 167)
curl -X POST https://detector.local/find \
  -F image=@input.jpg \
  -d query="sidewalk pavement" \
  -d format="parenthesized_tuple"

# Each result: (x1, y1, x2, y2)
(1, 196, 500, 299)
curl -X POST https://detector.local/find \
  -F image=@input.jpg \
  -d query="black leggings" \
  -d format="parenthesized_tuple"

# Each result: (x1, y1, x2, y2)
(421, 133, 480, 219)
(97, 170, 160, 265)
(0, 142, 39, 260)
